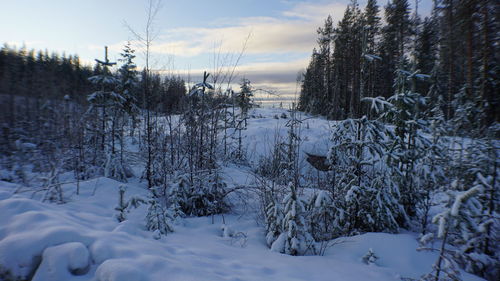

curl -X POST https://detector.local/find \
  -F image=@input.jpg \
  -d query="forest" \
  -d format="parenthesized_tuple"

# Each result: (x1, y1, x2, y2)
(0, 0, 498, 281)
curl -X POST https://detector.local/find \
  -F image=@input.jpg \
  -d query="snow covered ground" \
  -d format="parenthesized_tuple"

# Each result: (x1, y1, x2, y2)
(0, 108, 485, 281)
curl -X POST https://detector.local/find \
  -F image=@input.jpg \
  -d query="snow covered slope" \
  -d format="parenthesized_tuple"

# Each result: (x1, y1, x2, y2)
(0, 108, 485, 281)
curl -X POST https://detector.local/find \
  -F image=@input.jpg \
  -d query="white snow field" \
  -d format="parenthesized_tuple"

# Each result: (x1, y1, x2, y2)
(0, 108, 485, 281)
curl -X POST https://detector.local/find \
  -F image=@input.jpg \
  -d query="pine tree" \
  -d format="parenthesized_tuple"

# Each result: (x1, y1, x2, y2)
(378, 0, 412, 98)
(146, 198, 174, 239)
(117, 41, 140, 117)
(361, 0, 382, 117)
(265, 198, 283, 248)
(329, 116, 405, 234)
(236, 78, 253, 123)
(308, 190, 339, 241)
(382, 66, 432, 224)
(272, 183, 315, 256)
(421, 183, 482, 281)
(87, 47, 122, 160)
(316, 15, 334, 117)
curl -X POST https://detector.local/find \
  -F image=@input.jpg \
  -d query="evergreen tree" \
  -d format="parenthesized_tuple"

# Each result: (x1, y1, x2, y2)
(264, 198, 283, 248)
(378, 0, 411, 98)
(117, 41, 140, 116)
(236, 78, 253, 122)
(272, 183, 315, 256)
(372, 59, 439, 227)
(361, 0, 382, 117)
(146, 197, 174, 239)
(308, 190, 339, 241)
(329, 116, 405, 234)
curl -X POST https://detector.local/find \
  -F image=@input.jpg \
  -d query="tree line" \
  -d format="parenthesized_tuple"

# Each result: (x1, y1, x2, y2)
(298, 0, 498, 134)
(0, 44, 187, 125)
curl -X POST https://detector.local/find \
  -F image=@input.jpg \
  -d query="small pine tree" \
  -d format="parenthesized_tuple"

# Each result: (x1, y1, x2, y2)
(273, 183, 315, 256)
(382, 67, 434, 225)
(264, 198, 283, 248)
(236, 78, 253, 126)
(362, 248, 378, 265)
(329, 116, 404, 234)
(308, 190, 339, 241)
(420, 183, 486, 281)
(146, 198, 174, 239)
(115, 185, 128, 222)
(167, 177, 186, 222)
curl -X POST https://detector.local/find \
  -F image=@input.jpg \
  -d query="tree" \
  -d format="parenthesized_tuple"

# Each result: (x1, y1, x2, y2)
(87, 46, 122, 156)
(146, 197, 174, 239)
(361, 0, 382, 117)
(236, 78, 253, 123)
(127, 0, 163, 190)
(264, 198, 283, 248)
(378, 0, 411, 98)
(328, 116, 404, 234)
(272, 183, 315, 256)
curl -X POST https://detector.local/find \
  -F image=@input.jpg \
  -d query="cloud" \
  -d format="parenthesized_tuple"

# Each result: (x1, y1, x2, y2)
(282, 1, 346, 20)
(137, 1, 348, 57)
(106, 1, 349, 97)
(173, 58, 308, 96)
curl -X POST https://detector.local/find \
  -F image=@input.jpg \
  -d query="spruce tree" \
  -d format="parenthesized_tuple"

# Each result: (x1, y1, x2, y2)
(272, 183, 315, 256)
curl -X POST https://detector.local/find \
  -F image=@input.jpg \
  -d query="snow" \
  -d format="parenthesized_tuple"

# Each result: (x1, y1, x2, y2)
(32, 242, 90, 281)
(0, 108, 486, 281)
(451, 186, 481, 217)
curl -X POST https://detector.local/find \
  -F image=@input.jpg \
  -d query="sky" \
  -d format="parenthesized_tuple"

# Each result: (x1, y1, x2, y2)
(1, 0, 432, 103)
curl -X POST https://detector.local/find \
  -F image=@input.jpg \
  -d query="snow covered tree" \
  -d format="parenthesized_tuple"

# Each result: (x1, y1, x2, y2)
(362, 248, 379, 265)
(87, 47, 122, 153)
(381, 67, 434, 225)
(117, 41, 139, 117)
(115, 185, 146, 222)
(167, 174, 188, 221)
(284, 104, 301, 187)
(307, 190, 339, 241)
(420, 184, 481, 281)
(236, 78, 253, 126)
(451, 173, 500, 280)
(115, 185, 128, 222)
(264, 198, 283, 248)
(329, 116, 405, 234)
(421, 168, 499, 281)
(272, 183, 315, 256)
(146, 198, 174, 239)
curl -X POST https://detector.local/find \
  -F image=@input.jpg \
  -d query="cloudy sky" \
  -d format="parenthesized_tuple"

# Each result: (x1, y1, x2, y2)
(1, 0, 431, 101)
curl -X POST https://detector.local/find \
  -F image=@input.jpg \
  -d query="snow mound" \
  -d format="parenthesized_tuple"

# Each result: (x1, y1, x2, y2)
(96, 258, 149, 281)
(32, 242, 90, 281)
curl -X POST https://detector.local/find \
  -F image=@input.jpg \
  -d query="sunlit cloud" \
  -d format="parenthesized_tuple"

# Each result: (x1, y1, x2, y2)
(131, 1, 348, 57)
(103, 1, 349, 97)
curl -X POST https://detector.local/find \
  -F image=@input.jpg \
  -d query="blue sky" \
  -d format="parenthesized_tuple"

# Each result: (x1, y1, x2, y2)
(2, 0, 432, 98)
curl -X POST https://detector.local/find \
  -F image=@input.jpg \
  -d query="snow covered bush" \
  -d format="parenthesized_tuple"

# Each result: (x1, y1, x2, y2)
(168, 171, 230, 217)
(362, 248, 378, 265)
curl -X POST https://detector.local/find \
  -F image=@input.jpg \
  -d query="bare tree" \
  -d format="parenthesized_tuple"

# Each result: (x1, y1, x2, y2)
(125, 0, 162, 189)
